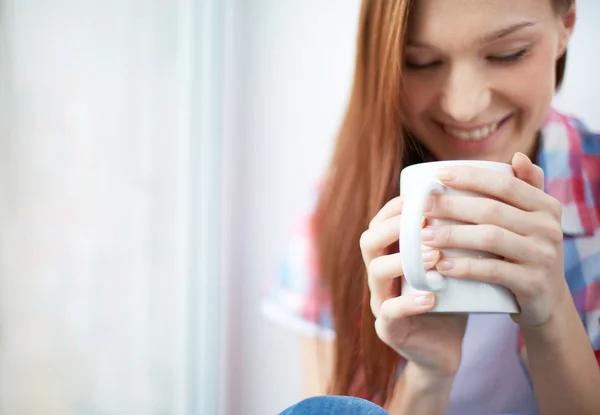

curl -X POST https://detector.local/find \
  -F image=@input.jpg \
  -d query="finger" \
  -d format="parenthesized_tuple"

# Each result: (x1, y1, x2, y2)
(360, 215, 402, 265)
(361, 214, 426, 265)
(369, 196, 404, 229)
(426, 194, 542, 236)
(512, 152, 544, 191)
(368, 250, 440, 285)
(435, 165, 556, 214)
(375, 293, 436, 324)
(421, 224, 541, 263)
(368, 250, 440, 313)
(434, 257, 539, 300)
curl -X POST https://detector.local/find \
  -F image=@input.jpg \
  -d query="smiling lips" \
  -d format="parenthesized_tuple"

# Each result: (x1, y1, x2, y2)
(441, 115, 510, 141)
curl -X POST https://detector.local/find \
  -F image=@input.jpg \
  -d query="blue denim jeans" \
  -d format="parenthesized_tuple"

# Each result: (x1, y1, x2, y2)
(279, 396, 390, 414)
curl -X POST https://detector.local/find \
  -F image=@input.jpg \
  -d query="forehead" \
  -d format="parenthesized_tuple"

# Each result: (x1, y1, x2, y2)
(407, 0, 556, 46)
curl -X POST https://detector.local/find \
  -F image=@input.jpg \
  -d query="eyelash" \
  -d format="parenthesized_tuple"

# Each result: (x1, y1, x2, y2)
(488, 48, 530, 64)
(404, 60, 441, 70)
(404, 48, 530, 71)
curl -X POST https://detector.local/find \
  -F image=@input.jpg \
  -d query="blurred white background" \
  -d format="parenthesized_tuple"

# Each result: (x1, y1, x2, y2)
(0, 1, 597, 415)
(0, 1, 202, 414)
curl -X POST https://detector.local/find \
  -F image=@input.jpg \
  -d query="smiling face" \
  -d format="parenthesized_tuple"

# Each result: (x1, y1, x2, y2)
(400, 0, 575, 162)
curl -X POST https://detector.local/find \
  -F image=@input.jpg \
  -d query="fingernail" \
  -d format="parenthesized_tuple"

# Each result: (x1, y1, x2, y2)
(437, 259, 454, 270)
(422, 249, 439, 263)
(421, 228, 434, 241)
(436, 168, 456, 182)
(414, 294, 434, 306)
(516, 152, 531, 162)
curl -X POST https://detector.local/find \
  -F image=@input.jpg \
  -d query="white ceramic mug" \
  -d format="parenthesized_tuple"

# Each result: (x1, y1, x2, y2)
(399, 160, 519, 314)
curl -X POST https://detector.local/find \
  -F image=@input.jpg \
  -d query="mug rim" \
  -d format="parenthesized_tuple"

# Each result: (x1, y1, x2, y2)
(401, 159, 512, 175)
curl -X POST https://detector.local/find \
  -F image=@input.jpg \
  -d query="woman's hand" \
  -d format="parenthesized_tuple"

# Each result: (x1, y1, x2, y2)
(424, 153, 570, 328)
(360, 197, 467, 377)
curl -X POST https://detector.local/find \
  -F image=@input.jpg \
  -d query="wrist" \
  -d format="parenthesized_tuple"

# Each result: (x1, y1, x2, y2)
(520, 286, 576, 343)
(388, 362, 456, 415)
(403, 361, 456, 392)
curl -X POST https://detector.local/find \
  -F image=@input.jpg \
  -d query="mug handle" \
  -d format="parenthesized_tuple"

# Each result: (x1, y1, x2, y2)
(400, 178, 447, 292)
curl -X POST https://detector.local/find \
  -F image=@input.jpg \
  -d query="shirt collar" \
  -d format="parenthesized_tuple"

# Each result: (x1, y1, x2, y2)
(538, 108, 600, 236)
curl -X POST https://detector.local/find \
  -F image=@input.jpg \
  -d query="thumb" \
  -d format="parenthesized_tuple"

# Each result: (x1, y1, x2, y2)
(512, 152, 544, 190)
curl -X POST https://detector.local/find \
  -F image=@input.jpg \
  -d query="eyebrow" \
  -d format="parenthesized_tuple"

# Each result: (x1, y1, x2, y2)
(483, 21, 536, 43)
(407, 21, 537, 48)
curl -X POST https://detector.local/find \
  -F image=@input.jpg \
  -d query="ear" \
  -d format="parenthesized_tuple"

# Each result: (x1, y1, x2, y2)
(557, 2, 576, 57)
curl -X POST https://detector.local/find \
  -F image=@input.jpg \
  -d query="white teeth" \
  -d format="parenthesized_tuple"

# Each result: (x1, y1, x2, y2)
(445, 122, 499, 141)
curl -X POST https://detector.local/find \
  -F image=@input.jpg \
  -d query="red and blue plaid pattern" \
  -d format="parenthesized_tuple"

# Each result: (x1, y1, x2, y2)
(261, 107, 600, 367)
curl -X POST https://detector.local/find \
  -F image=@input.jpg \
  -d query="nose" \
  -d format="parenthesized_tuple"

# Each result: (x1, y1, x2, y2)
(440, 63, 491, 123)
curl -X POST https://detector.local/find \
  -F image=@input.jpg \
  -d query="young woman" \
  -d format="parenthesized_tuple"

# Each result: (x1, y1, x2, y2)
(262, 0, 600, 413)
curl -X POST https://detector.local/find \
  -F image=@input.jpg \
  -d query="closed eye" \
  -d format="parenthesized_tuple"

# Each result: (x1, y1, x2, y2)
(405, 47, 530, 70)
(488, 48, 530, 64)
(404, 60, 442, 70)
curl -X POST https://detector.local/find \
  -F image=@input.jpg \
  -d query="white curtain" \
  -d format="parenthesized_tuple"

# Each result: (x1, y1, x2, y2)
(0, 1, 221, 414)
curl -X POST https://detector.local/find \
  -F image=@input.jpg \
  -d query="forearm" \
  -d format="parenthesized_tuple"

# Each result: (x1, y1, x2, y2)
(522, 294, 600, 415)
(386, 362, 455, 415)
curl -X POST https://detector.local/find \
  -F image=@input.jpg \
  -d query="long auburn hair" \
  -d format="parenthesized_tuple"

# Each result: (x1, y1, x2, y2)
(312, 0, 572, 404)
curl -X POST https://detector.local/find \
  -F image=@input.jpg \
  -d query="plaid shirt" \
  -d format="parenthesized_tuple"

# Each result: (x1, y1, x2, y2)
(261, 107, 600, 381)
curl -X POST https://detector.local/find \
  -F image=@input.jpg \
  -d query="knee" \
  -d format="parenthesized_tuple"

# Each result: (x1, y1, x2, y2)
(279, 395, 389, 415)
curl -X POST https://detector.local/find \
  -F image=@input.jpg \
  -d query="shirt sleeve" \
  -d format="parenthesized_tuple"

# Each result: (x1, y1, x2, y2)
(260, 207, 335, 341)
(580, 129, 600, 365)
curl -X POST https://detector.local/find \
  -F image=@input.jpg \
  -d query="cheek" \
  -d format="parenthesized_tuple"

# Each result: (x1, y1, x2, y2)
(495, 53, 557, 115)
(400, 77, 436, 120)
